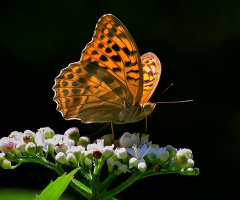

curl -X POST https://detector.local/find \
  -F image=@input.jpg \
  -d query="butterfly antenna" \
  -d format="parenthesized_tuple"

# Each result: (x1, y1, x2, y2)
(155, 99, 193, 104)
(86, 122, 111, 137)
(153, 83, 174, 101)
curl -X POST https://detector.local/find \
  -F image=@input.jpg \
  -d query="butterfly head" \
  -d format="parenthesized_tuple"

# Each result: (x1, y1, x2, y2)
(142, 102, 156, 116)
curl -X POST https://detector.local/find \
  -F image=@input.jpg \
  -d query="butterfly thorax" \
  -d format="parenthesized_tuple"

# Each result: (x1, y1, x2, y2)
(116, 102, 156, 124)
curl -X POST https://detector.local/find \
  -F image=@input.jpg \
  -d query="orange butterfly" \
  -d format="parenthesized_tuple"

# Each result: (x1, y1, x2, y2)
(53, 14, 161, 124)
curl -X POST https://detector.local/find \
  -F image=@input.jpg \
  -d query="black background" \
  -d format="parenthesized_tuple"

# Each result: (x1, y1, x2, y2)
(1, 0, 240, 199)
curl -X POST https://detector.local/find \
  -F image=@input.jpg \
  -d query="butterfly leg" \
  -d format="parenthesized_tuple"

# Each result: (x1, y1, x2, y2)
(86, 122, 110, 137)
(111, 121, 115, 140)
(145, 117, 148, 134)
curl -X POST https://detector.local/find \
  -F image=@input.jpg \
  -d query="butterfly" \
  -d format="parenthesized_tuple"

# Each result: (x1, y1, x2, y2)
(53, 14, 161, 124)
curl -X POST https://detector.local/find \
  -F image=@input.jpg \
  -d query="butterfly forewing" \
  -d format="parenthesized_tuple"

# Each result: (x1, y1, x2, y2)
(81, 14, 143, 105)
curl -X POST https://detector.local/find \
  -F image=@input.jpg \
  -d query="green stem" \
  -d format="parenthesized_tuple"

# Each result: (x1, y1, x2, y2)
(98, 168, 179, 200)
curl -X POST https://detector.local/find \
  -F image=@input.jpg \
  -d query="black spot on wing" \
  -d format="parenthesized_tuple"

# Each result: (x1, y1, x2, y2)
(125, 61, 131, 67)
(122, 47, 130, 55)
(111, 55, 121, 62)
(91, 50, 99, 55)
(112, 44, 120, 51)
(112, 67, 122, 72)
(105, 47, 112, 53)
(98, 43, 104, 49)
(99, 55, 108, 62)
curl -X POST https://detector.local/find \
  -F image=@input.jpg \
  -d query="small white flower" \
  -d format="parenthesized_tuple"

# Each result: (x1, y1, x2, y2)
(87, 139, 114, 160)
(66, 145, 85, 162)
(48, 134, 69, 153)
(127, 144, 149, 161)
(9, 131, 23, 144)
(64, 127, 79, 145)
(38, 127, 55, 139)
(0, 137, 15, 152)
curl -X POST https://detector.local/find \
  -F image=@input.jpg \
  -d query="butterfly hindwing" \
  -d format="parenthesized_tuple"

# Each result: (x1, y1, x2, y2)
(53, 61, 125, 122)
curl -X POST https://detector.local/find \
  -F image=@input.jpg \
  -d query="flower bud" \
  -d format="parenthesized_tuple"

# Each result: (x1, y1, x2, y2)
(55, 152, 69, 165)
(159, 148, 169, 163)
(119, 132, 133, 148)
(1, 159, 11, 169)
(0, 153, 5, 164)
(116, 161, 128, 174)
(169, 160, 179, 170)
(115, 148, 128, 160)
(176, 148, 193, 166)
(84, 150, 93, 160)
(23, 130, 35, 143)
(23, 130, 36, 140)
(102, 148, 114, 160)
(0, 137, 15, 152)
(107, 157, 116, 173)
(77, 136, 90, 147)
(166, 145, 177, 159)
(25, 142, 36, 155)
(93, 150, 102, 159)
(64, 127, 80, 144)
(85, 157, 92, 168)
(129, 157, 138, 168)
(140, 134, 149, 145)
(16, 141, 26, 153)
(101, 134, 113, 146)
(131, 133, 140, 145)
(4, 152, 14, 161)
(138, 160, 147, 172)
(148, 153, 157, 164)
(153, 164, 162, 173)
(182, 159, 195, 169)
(67, 153, 77, 164)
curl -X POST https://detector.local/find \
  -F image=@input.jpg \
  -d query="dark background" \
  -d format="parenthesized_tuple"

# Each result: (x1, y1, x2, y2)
(1, 0, 240, 199)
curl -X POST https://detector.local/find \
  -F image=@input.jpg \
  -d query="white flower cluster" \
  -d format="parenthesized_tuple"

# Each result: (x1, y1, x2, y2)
(0, 128, 199, 176)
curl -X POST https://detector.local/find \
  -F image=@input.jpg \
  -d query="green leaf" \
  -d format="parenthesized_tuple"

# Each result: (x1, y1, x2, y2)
(36, 168, 78, 200)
